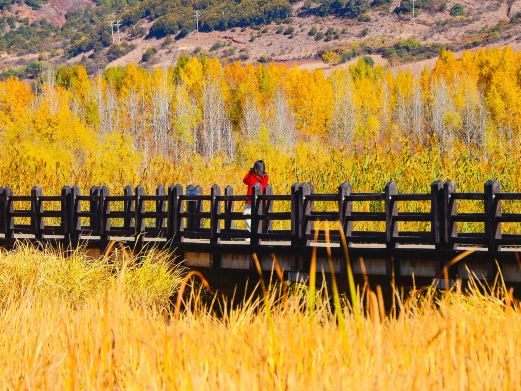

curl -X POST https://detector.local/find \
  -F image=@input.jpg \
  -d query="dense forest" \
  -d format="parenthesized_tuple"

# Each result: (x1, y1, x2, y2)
(0, 47, 520, 199)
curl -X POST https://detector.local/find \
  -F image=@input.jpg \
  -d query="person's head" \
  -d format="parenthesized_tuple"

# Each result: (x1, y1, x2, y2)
(252, 160, 265, 176)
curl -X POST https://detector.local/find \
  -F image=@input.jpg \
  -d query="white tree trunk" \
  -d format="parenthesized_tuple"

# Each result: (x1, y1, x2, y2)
(270, 88, 296, 150)
(200, 76, 234, 161)
(331, 73, 355, 144)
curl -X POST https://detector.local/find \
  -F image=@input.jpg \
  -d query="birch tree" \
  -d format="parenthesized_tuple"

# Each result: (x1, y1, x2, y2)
(151, 70, 171, 156)
(331, 72, 356, 144)
(242, 95, 262, 139)
(199, 76, 234, 161)
(269, 88, 296, 150)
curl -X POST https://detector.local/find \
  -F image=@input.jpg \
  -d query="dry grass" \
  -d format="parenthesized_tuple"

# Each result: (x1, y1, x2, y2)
(0, 243, 184, 307)
(0, 245, 519, 389)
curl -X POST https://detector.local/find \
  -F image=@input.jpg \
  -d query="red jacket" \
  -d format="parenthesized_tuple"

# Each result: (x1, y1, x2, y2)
(243, 170, 269, 204)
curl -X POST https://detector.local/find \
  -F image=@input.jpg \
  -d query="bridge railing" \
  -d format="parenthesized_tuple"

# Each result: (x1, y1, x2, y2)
(1, 180, 521, 251)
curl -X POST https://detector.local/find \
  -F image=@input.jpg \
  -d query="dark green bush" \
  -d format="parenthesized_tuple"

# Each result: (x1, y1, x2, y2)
(450, 4, 465, 16)
(141, 47, 157, 62)
(381, 40, 444, 63)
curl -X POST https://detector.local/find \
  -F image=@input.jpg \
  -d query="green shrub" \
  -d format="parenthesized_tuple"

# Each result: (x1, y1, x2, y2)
(381, 39, 443, 63)
(394, 0, 434, 14)
(450, 4, 465, 16)
(511, 12, 521, 23)
(258, 55, 272, 63)
(284, 26, 295, 35)
(370, 0, 393, 6)
(210, 41, 229, 51)
(362, 55, 374, 67)
(106, 43, 135, 62)
(141, 47, 158, 63)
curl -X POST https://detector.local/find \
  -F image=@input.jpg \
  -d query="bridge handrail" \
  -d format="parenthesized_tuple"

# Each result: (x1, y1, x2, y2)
(0, 179, 519, 252)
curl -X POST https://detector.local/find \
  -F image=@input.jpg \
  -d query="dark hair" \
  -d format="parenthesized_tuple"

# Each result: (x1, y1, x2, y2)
(252, 160, 265, 176)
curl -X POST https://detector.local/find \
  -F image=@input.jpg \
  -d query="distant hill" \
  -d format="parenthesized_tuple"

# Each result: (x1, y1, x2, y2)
(0, 0, 521, 77)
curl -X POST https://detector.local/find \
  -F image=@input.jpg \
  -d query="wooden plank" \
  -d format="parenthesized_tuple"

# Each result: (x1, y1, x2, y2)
(123, 186, 135, 231)
(167, 184, 183, 242)
(155, 185, 167, 233)
(451, 193, 485, 200)
(392, 194, 431, 201)
(135, 185, 146, 244)
(345, 194, 385, 201)
(32, 187, 44, 240)
(451, 214, 486, 222)
(393, 213, 432, 222)
(346, 212, 386, 221)
(210, 184, 221, 246)
(385, 182, 398, 249)
(262, 184, 274, 235)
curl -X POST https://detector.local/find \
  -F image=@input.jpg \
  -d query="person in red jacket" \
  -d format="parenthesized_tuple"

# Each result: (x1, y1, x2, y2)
(243, 160, 269, 232)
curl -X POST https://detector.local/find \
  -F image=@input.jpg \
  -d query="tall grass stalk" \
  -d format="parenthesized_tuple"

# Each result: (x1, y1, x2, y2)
(0, 245, 519, 388)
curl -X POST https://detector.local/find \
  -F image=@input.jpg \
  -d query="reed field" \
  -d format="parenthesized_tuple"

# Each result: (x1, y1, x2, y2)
(0, 244, 517, 389)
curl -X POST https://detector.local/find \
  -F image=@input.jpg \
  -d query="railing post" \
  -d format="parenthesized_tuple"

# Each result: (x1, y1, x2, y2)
(167, 184, 183, 243)
(0, 188, 4, 238)
(224, 185, 234, 232)
(100, 186, 110, 243)
(90, 186, 100, 235)
(186, 185, 195, 232)
(123, 186, 134, 232)
(70, 186, 81, 246)
(135, 185, 146, 245)
(251, 183, 261, 246)
(61, 186, 71, 246)
(185, 185, 202, 232)
(339, 182, 352, 241)
(302, 183, 313, 246)
(263, 184, 274, 234)
(385, 182, 398, 249)
(1, 187, 13, 240)
(430, 181, 444, 249)
(156, 185, 166, 234)
(194, 185, 203, 231)
(485, 180, 501, 252)
(291, 183, 302, 246)
(210, 184, 221, 246)
(443, 181, 457, 250)
(31, 187, 43, 241)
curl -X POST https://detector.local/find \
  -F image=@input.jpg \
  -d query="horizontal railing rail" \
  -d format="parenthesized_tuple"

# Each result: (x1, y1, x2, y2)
(0, 180, 521, 253)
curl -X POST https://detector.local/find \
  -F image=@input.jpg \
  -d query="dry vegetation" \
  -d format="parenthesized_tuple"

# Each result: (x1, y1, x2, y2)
(0, 243, 518, 388)
(1, 47, 521, 197)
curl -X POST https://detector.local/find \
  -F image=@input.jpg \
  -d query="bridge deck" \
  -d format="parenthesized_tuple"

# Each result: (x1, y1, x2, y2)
(2, 180, 521, 284)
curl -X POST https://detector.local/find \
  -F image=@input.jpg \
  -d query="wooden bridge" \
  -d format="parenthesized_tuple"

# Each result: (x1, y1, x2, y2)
(1, 180, 521, 285)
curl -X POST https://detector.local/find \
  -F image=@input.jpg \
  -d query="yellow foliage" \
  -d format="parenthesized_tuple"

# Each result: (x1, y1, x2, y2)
(0, 47, 521, 201)
(321, 50, 341, 65)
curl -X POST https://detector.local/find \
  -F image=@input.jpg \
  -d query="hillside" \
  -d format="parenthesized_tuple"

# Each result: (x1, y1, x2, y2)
(0, 0, 521, 77)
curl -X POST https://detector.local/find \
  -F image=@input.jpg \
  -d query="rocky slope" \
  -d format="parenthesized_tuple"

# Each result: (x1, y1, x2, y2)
(1, 0, 521, 75)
